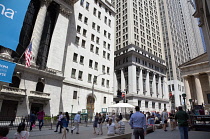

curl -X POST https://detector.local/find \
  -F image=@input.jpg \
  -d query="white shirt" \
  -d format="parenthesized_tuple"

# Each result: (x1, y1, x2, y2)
(107, 123, 115, 135)
(14, 131, 29, 139)
(74, 114, 80, 122)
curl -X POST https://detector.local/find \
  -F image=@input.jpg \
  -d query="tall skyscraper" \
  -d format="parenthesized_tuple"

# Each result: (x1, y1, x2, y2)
(159, 0, 204, 108)
(113, 0, 169, 112)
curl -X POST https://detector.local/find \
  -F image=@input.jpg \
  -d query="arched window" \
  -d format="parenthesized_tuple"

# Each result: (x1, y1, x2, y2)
(12, 0, 40, 62)
(36, 81, 44, 92)
(36, 2, 60, 69)
(9, 76, 20, 88)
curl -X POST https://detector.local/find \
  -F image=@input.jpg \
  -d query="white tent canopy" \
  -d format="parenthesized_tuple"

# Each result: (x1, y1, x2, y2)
(108, 103, 135, 108)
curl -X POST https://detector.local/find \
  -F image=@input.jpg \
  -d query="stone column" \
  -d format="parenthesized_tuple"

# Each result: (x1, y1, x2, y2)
(113, 70, 118, 96)
(139, 68, 143, 95)
(194, 74, 204, 105)
(183, 76, 192, 108)
(47, 6, 72, 72)
(163, 76, 168, 99)
(128, 65, 137, 94)
(141, 100, 145, 111)
(152, 73, 157, 97)
(158, 76, 162, 98)
(146, 70, 150, 96)
(121, 68, 125, 92)
(30, 0, 50, 66)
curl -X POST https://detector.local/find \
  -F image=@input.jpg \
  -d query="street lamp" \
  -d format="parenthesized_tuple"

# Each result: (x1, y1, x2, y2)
(90, 73, 106, 122)
(182, 93, 187, 111)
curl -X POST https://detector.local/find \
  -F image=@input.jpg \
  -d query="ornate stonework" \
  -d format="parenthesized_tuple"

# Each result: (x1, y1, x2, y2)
(60, 5, 72, 17)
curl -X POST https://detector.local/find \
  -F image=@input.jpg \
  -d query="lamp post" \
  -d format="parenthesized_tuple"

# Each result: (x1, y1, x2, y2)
(182, 93, 186, 111)
(90, 73, 106, 122)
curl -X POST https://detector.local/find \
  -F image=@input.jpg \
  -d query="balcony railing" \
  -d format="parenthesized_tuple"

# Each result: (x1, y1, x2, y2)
(29, 91, 50, 100)
(1, 85, 26, 96)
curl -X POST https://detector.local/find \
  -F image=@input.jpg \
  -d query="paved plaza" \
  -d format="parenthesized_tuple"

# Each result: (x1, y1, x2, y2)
(6, 122, 210, 139)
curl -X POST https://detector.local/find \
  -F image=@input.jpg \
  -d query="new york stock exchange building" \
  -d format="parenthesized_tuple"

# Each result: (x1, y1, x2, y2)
(0, 0, 116, 121)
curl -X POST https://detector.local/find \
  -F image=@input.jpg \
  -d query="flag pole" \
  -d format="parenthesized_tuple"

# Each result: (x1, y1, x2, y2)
(17, 38, 34, 63)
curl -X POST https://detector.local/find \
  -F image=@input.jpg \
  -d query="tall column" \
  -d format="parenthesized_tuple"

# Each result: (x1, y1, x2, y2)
(158, 76, 162, 98)
(183, 76, 192, 107)
(128, 65, 137, 94)
(47, 6, 72, 72)
(121, 68, 125, 92)
(146, 70, 150, 96)
(163, 76, 168, 99)
(194, 74, 204, 105)
(152, 73, 157, 97)
(30, 0, 50, 66)
(113, 71, 118, 96)
(139, 68, 143, 95)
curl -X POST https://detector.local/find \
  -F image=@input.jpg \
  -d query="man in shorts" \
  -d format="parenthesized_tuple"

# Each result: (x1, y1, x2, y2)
(161, 109, 168, 131)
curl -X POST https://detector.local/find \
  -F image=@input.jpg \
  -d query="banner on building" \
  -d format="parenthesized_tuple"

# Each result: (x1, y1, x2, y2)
(0, 59, 16, 83)
(0, 0, 30, 51)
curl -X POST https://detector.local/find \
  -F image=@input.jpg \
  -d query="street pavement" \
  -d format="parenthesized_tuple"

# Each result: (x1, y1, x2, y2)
(7, 122, 210, 139)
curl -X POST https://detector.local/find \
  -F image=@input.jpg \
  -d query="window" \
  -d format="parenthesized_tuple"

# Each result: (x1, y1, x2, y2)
(73, 53, 78, 62)
(84, 17, 88, 24)
(108, 19, 111, 27)
(159, 103, 161, 109)
(80, 56, 84, 64)
(108, 43, 110, 50)
(207, 94, 210, 104)
(98, 11, 101, 19)
(93, 76, 97, 84)
(78, 71, 83, 80)
(88, 74, 92, 83)
(83, 29, 87, 36)
(107, 67, 110, 74)
(94, 62, 98, 70)
(90, 44, 94, 52)
(73, 91, 77, 99)
(106, 80, 109, 87)
(86, 2, 89, 10)
(104, 16, 107, 24)
(78, 13, 82, 20)
(152, 102, 155, 108)
(71, 68, 76, 78)
(93, 8, 97, 16)
(77, 25, 81, 33)
(75, 36, 80, 45)
(102, 78, 105, 86)
(164, 104, 166, 109)
(138, 100, 141, 107)
(107, 53, 110, 60)
(96, 37, 99, 44)
(104, 30, 107, 37)
(108, 33, 111, 39)
(89, 60, 93, 68)
(102, 65, 105, 73)
(91, 34, 95, 41)
(103, 51, 106, 58)
(92, 22, 96, 29)
(103, 41, 106, 48)
(81, 40, 86, 47)
(97, 26, 100, 32)
(96, 47, 99, 54)
(145, 101, 148, 108)
(104, 97, 106, 104)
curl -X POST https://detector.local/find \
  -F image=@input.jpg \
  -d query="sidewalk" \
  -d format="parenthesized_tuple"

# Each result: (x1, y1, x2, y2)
(7, 122, 210, 139)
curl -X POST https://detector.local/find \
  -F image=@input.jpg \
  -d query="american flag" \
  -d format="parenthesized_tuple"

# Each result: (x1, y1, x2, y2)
(25, 42, 32, 67)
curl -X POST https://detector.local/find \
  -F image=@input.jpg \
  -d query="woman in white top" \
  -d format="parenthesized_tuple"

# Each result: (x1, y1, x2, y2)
(107, 119, 116, 136)
(14, 122, 29, 139)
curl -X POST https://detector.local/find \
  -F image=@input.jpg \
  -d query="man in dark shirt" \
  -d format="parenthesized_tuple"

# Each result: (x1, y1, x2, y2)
(175, 106, 189, 139)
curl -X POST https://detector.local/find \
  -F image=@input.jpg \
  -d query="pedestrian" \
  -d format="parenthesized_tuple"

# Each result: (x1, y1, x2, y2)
(129, 106, 146, 139)
(107, 119, 115, 136)
(61, 112, 68, 139)
(148, 114, 155, 131)
(129, 111, 133, 119)
(14, 123, 29, 139)
(175, 106, 189, 139)
(97, 113, 104, 135)
(93, 112, 99, 134)
(0, 126, 9, 139)
(169, 110, 176, 131)
(29, 111, 36, 132)
(119, 113, 123, 120)
(54, 112, 63, 133)
(161, 109, 168, 131)
(37, 110, 45, 131)
(115, 117, 125, 135)
(105, 113, 109, 123)
(112, 113, 116, 123)
(65, 112, 70, 132)
(71, 111, 81, 134)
